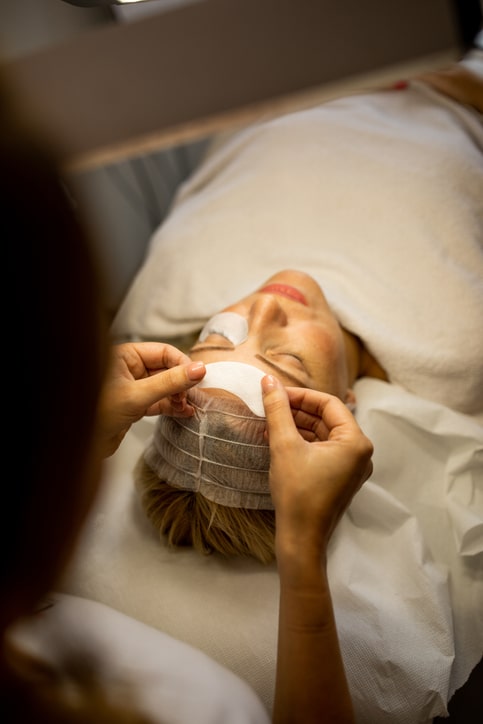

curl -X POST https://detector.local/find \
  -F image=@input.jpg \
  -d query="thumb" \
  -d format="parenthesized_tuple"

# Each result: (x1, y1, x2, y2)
(137, 361, 206, 411)
(261, 375, 297, 448)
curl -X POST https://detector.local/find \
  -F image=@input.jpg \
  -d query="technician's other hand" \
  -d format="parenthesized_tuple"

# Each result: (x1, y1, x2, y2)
(98, 342, 206, 457)
(261, 375, 373, 573)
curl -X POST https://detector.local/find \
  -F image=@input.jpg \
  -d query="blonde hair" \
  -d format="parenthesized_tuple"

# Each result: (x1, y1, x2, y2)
(134, 456, 276, 564)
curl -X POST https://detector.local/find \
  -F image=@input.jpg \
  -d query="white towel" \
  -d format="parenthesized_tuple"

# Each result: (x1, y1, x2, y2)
(112, 54, 483, 421)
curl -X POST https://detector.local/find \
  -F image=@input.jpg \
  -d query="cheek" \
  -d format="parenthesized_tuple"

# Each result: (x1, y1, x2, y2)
(309, 328, 349, 395)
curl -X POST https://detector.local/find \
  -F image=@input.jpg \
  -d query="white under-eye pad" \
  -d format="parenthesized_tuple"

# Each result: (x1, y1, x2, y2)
(197, 361, 266, 417)
(199, 313, 248, 346)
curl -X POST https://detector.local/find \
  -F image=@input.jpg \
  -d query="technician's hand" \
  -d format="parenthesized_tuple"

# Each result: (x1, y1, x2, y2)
(261, 375, 373, 574)
(97, 342, 206, 457)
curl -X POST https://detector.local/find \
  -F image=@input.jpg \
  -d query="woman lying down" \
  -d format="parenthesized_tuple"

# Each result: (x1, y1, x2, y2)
(135, 268, 386, 562)
(133, 256, 482, 561)
(131, 52, 483, 560)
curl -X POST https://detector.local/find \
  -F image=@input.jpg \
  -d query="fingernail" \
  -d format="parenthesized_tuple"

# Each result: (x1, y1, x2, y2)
(187, 361, 206, 380)
(261, 374, 279, 392)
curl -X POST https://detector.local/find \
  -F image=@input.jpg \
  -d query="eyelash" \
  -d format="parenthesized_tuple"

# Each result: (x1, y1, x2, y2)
(273, 350, 297, 359)
(272, 351, 304, 368)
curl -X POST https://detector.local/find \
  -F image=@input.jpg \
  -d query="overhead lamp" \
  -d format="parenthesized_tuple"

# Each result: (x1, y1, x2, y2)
(10, 0, 482, 172)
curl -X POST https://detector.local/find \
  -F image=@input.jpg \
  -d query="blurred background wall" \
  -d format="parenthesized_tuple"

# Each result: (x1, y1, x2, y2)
(1, 0, 208, 317)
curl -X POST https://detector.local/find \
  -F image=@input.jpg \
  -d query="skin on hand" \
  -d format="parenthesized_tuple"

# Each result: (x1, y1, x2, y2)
(97, 342, 206, 457)
(261, 374, 373, 574)
(262, 374, 370, 724)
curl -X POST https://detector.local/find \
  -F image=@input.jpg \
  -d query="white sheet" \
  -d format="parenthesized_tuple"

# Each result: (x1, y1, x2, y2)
(61, 378, 483, 724)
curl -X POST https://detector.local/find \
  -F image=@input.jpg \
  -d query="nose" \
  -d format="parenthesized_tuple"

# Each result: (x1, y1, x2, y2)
(247, 295, 287, 335)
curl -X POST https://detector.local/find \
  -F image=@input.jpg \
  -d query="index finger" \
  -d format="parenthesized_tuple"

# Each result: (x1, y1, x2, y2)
(285, 387, 361, 441)
(130, 361, 206, 415)
(118, 342, 192, 378)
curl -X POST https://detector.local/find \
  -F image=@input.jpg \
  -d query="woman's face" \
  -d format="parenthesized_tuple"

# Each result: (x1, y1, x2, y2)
(189, 270, 353, 401)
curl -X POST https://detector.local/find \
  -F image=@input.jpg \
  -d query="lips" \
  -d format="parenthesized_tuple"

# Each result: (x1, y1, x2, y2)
(258, 283, 308, 306)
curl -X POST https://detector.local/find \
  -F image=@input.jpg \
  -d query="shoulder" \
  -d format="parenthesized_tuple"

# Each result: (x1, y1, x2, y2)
(11, 594, 270, 724)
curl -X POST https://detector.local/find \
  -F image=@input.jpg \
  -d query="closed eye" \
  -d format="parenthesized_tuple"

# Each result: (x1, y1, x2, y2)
(255, 353, 308, 388)
(274, 352, 304, 366)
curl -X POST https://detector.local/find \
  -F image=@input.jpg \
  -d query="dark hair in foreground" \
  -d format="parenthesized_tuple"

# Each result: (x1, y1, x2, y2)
(0, 70, 150, 722)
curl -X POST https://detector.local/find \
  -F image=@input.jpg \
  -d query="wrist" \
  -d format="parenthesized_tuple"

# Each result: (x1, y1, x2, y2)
(276, 536, 328, 589)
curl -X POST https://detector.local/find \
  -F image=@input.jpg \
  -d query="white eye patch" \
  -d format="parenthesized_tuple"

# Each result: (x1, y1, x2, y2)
(199, 313, 248, 346)
(197, 361, 266, 417)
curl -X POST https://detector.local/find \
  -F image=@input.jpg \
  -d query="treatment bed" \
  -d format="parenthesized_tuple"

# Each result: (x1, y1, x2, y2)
(60, 48, 483, 723)
(60, 378, 482, 723)
(8, 1, 480, 720)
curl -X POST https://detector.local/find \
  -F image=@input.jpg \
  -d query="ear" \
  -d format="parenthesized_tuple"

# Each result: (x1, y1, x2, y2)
(344, 388, 357, 413)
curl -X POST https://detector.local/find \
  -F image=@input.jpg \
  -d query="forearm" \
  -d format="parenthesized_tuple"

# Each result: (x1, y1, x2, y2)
(261, 381, 372, 724)
(273, 556, 355, 724)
